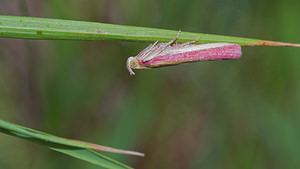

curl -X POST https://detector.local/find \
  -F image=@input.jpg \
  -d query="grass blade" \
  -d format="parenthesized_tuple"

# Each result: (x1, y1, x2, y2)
(0, 119, 142, 169)
(51, 148, 133, 169)
(0, 15, 299, 47)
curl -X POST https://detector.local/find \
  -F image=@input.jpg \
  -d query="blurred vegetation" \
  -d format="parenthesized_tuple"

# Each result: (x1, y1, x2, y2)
(0, 0, 300, 169)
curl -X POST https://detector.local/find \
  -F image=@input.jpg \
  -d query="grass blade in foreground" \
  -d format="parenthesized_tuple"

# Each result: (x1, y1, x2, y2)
(0, 15, 299, 47)
(51, 149, 132, 169)
(0, 119, 142, 169)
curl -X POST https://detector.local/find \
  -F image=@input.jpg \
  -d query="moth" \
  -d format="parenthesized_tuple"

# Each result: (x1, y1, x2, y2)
(126, 30, 242, 75)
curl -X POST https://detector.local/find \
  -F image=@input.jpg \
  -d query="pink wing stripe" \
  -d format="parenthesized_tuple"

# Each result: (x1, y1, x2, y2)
(142, 44, 241, 65)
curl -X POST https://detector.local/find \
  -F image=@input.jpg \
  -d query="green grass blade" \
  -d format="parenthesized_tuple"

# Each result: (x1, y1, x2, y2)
(0, 15, 299, 47)
(0, 119, 141, 169)
(51, 148, 132, 169)
(0, 120, 143, 156)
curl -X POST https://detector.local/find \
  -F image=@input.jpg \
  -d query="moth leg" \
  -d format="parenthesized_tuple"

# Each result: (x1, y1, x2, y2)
(138, 41, 159, 61)
(143, 41, 159, 57)
(164, 30, 181, 46)
(143, 30, 182, 62)
(156, 30, 181, 53)
(181, 36, 201, 46)
(148, 41, 159, 52)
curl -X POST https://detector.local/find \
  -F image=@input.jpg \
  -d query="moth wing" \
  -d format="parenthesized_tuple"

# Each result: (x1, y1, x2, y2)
(158, 43, 235, 56)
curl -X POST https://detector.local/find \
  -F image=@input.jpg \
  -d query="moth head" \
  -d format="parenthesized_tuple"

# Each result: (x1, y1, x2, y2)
(126, 57, 139, 75)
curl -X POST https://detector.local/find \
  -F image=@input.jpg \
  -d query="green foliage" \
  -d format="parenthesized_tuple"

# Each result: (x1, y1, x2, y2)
(0, 120, 133, 169)
(0, 15, 262, 45)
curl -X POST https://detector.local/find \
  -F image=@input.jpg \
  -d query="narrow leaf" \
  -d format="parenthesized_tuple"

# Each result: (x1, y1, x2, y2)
(0, 119, 143, 169)
(0, 15, 299, 47)
(51, 148, 133, 169)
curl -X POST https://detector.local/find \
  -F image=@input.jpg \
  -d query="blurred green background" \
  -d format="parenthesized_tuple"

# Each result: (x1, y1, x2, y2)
(1, 0, 300, 169)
